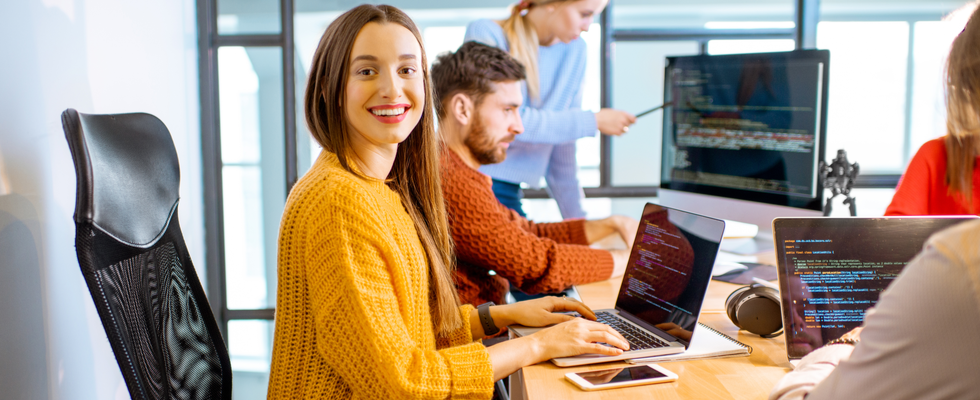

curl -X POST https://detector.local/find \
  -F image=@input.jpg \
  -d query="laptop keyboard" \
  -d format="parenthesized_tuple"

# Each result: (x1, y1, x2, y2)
(595, 311, 670, 350)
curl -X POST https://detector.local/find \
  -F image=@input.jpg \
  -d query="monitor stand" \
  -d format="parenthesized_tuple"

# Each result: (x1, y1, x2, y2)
(720, 233, 774, 255)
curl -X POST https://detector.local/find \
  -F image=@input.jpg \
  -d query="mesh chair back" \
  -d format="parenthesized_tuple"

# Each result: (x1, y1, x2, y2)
(62, 109, 231, 400)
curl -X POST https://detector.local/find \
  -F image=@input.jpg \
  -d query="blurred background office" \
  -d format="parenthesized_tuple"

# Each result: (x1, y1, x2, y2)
(0, 0, 971, 399)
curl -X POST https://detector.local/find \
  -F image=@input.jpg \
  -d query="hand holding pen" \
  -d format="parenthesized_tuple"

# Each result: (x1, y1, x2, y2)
(596, 108, 637, 136)
(595, 102, 673, 136)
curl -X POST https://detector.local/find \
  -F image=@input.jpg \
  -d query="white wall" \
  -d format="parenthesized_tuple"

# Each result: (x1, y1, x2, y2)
(0, 0, 201, 399)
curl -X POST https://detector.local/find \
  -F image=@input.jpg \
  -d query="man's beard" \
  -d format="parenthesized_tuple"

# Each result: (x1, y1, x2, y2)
(464, 111, 512, 165)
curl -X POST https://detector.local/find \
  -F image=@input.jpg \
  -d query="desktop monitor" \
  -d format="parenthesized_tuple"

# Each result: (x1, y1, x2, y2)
(659, 50, 830, 241)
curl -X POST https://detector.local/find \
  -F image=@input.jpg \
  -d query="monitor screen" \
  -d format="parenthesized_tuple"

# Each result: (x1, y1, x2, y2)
(660, 50, 829, 212)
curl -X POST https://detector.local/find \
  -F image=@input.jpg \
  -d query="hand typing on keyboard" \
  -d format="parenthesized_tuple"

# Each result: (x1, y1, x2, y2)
(594, 311, 669, 350)
(492, 296, 629, 361)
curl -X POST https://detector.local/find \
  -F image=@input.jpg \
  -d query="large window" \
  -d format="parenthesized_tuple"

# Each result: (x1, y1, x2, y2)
(813, 0, 968, 174)
(198, 1, 973, 397)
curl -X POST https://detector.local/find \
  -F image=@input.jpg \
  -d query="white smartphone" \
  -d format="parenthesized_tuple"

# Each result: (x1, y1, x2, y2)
(564, 364, 677, 391)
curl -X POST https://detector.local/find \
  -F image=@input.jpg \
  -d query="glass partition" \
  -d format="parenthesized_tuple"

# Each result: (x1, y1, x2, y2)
(228, 320, 274, 400)
(817, 21, 909, 173)
(909, 20, 962, 157)
(611, 0, 795, 30)
(218, 0, 282, 35)
(218, 46, 285, 310)
(610, 41, 699, 187)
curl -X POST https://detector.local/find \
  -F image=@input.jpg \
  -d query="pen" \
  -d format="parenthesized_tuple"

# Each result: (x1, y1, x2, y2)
(635, 102, 673, 118)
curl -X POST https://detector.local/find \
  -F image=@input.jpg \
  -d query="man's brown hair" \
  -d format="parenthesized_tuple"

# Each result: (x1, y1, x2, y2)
(431, 41, 526, 121)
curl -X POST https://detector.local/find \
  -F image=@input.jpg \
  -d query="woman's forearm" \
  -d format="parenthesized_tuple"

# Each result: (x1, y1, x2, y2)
(485, 336, 543, 381)
(469, 305, 516, 341)
(468, 306, 544, 380)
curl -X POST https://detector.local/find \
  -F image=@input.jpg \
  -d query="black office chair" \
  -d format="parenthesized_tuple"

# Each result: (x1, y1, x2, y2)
(61, 109, 231, 400)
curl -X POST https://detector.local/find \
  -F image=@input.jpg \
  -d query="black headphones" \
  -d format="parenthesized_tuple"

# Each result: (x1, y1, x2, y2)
(725, 283, 783, 338)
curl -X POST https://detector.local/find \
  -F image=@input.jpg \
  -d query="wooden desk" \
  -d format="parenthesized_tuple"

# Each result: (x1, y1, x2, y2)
(511, 273, 791, 399)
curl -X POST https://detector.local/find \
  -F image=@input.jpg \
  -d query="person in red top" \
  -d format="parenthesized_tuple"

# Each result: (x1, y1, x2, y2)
(431, 41, 637, 307)
(886, 17, 980, 216)
(885, 138, 980, 216)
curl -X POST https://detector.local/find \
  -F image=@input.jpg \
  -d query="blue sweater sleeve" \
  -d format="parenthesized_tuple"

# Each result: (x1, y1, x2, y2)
(463, 19, 505, 50)
(463, 20, 598, 145)
(516, 105, 597, 145)
(545, 142, 586, 218)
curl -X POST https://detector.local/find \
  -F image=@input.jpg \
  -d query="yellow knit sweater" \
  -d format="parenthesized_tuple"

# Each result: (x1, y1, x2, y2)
(267, 151, 494, 399)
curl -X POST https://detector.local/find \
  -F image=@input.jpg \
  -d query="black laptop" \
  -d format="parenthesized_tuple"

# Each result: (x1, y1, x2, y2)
(510, 203, 726, 367)
(773, 216, 977, 364)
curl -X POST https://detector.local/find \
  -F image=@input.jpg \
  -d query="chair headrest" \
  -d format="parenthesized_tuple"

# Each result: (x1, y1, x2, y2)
(62, 109, 180, 247)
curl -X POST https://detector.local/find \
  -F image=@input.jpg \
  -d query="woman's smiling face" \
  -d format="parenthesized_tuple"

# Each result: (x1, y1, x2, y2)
(345, 21, 425, 151)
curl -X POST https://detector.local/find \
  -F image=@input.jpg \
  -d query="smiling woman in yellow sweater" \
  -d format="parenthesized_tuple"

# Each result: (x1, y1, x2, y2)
(266, 4, 629, 399)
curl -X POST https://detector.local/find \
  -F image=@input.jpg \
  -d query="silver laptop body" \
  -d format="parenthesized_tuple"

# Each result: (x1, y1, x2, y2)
(510, 203, 726, 367)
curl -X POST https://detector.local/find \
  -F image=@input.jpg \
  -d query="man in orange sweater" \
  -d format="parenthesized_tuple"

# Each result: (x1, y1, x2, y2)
(431, 41, 638, 308)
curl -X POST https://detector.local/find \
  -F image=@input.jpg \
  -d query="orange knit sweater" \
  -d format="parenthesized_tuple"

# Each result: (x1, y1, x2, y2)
(440, 148, 614, 307)
(267, 151, 494, 399)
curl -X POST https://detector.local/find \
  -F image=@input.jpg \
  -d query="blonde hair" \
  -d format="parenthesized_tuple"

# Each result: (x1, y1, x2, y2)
(304, 4, 462, 336)
(500, 0, 573, 100)
(944, 2, 980, 213)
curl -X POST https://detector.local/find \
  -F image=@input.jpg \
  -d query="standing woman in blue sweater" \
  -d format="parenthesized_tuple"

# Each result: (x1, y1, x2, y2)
(464, 0, 635, 219)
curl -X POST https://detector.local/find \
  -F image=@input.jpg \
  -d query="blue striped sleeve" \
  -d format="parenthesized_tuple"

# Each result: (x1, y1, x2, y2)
(545, 141, 586, 219)
(515, 107, 597, 144)
(463, 19, 505, 50)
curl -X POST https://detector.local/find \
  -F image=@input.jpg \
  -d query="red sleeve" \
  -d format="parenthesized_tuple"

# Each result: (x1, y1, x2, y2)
(524, 218, 590, 245)
(885, 139, 945, 216)
(442, 155, 613, 294)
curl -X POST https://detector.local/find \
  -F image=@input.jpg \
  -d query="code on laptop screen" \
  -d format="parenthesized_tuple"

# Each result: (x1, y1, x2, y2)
(775, 217, 974, 359)
(616, 203, 725, 344)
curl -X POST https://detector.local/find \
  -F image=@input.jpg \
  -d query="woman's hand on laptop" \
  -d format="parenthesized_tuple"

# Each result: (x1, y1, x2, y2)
(526, 319, 630, 362)
(494, 296, 599, 329)
(500, 297, 630, 360)
(483, 297, 629, 380)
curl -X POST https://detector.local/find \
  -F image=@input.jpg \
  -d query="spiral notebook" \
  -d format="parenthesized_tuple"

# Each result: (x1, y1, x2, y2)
(625, 323, 751, 364)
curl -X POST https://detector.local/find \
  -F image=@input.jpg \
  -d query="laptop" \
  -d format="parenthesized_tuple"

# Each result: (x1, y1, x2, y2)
(509, 203, 726, 367)
(773, 216, 977, 367)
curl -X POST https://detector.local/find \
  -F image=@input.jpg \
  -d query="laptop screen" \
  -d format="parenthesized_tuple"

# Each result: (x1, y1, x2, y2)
(616, 203, 725, 346)
(774, 217, 976, 359)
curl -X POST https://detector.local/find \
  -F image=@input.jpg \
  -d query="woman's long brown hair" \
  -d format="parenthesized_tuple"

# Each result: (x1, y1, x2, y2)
(945, 4, 980, 213)
(304, 4, 462, 336)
